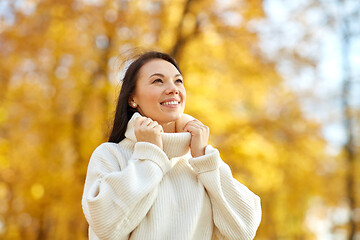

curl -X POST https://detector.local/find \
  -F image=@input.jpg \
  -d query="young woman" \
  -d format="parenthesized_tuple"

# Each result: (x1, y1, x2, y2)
(82, 51, 262, 240)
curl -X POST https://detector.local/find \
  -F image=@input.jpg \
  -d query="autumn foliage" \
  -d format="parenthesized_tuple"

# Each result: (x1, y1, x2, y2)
(0, 0, 355, 239)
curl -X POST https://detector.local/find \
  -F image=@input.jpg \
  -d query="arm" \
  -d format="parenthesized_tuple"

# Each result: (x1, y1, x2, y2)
(82, 142, 170, 240)
(189, 145, 262, 240)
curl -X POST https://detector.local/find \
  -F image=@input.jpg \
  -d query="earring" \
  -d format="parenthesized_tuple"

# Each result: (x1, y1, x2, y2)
(131, 102, 137, 108)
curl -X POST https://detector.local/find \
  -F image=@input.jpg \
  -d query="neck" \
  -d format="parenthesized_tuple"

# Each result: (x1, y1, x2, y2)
(161, 121, 176, 133)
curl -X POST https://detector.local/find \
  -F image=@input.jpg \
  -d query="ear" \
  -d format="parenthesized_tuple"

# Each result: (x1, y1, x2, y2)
(128, 97, 137, 108)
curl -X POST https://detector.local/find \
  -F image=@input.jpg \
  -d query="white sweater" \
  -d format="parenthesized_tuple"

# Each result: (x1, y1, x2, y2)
(82, 113, 261, 240)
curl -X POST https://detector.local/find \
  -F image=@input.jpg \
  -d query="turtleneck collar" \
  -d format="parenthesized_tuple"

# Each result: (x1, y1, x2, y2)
(124, 112, 191, 159)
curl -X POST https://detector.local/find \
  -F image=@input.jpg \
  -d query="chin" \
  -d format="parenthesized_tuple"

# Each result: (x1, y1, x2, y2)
(157, 112, 183, 124)
(165, 112, 183, 121)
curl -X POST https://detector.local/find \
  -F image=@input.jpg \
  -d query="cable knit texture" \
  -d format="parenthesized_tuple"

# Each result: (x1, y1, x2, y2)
(82, 113, 262, 240)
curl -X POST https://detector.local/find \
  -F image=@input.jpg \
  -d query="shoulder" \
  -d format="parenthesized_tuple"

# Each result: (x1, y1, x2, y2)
(90, 142, 132, 170)
(84, 143, 125, 177)
(92, 142, 119, 156)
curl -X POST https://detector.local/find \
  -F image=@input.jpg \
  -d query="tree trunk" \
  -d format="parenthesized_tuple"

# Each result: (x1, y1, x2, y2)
(338, 1, 357, 239)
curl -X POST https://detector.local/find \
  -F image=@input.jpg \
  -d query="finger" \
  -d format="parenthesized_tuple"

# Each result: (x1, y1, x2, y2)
(183, 124, 200, 135)
(148, 121, 159, 129)
(134, 116, 146, 127)
(154, 124, 164, 133)
(183, 119, 197, 130)
(141, 118, 153, 127)
(183, 120, 204, 132)
(185, 124, 209, 137)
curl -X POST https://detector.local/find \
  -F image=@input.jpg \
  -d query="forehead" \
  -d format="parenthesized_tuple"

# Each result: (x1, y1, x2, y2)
(138, 59, 180, 78)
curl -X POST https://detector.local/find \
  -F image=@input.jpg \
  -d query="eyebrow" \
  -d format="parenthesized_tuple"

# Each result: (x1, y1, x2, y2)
(149, 73, 182, 78)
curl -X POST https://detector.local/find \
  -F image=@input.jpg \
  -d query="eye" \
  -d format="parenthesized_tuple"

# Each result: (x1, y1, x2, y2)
(175, 79, 183, 84)
(152, 79, 163, 83)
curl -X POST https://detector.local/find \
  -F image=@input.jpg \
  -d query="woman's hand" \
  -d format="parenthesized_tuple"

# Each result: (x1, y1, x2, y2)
(134, 117, 164, 149)
(175, 114, 194, 132)
(183, 119, 209, 157)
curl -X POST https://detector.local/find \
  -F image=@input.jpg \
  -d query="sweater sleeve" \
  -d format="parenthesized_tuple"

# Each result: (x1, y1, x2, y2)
(188, 145, 262, 240)
(82, 142, 171, 240)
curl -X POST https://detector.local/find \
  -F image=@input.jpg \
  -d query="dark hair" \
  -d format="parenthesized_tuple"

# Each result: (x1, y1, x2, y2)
(108, 51, 181, 143)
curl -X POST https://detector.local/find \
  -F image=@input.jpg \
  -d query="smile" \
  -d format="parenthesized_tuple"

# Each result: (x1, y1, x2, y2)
(161, 101, 180, 106)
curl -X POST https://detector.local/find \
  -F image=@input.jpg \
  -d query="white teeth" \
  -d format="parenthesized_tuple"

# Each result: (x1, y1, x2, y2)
(162, 101, 179, 105)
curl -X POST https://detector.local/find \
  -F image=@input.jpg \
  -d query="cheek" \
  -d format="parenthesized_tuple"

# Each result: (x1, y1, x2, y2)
(148, 94, 160, 105)
(139, 89, 160, 105)
(181, 88, 186, 101)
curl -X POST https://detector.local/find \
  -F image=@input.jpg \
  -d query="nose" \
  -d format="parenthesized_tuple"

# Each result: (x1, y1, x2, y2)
(167, 88, 179, 95)
(165, 82, 179, 95)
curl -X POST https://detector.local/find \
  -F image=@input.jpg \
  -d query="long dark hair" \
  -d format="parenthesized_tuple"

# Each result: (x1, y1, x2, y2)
(108, 51, 181, 143)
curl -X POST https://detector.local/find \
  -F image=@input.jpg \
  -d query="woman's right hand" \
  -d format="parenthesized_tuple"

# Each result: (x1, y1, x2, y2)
(134, 116, 163, 149)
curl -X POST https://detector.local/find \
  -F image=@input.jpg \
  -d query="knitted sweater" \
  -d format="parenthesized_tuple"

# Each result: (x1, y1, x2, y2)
(82, 113, 262, 240)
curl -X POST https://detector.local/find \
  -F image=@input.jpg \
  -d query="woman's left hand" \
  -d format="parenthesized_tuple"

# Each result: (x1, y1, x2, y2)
(183, 119, 209, 157)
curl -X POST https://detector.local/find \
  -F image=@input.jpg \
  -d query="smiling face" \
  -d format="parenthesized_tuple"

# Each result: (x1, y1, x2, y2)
(130, 59, 186, 124)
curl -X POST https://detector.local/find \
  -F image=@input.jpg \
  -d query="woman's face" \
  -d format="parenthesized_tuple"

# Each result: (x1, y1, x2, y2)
(130, 59, 186, 124)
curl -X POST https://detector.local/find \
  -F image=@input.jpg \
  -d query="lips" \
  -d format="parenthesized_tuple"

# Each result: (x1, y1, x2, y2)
(160, 98, 181, 106)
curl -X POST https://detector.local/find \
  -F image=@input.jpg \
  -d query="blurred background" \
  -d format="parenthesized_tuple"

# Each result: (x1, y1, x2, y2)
(0, 0, 359, 239)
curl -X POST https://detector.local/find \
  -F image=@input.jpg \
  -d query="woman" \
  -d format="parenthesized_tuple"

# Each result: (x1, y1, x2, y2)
(82, 51, 262, 240)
